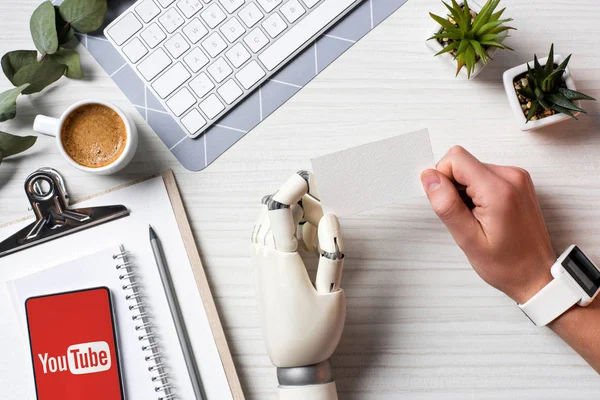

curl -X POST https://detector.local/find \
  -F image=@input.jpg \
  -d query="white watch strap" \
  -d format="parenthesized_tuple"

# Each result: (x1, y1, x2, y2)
(519, 273, 582, 326)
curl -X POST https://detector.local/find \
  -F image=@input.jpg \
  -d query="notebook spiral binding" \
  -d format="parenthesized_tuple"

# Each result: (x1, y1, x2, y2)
(114, 247, 176, 400)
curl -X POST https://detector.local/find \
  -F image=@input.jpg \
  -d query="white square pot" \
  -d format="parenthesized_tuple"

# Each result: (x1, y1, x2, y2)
(502, 55, 579, 131)
(425, 0, 505, 79)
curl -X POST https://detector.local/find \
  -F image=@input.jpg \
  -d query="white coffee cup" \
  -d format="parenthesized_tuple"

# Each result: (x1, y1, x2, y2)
(33, 99, 138, 175)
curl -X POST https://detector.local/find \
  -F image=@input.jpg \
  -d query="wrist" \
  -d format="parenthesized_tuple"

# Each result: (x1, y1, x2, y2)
(277, 360, 337, 400)
(511, 253, 557, 305)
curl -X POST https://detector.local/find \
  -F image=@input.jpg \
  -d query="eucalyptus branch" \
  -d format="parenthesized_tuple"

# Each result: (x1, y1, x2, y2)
(0, 0, 107, 164)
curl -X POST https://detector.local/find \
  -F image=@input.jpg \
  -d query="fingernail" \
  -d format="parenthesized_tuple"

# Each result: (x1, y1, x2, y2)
(421, 171, 441, 191)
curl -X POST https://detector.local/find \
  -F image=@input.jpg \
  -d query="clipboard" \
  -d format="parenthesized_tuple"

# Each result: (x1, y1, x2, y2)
(0, 169, 245, 400)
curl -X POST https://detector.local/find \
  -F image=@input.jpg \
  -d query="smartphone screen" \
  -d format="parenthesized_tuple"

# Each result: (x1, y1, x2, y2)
(25, 287, 124, 400)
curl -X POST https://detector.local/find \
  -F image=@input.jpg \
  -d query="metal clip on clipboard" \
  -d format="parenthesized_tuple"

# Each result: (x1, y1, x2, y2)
(0, 168, 129, 258)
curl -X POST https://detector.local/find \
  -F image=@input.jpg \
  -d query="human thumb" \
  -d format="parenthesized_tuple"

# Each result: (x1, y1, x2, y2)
(420, 169, 483, 247)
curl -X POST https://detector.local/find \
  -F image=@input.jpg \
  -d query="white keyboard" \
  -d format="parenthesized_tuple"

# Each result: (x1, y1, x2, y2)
(105, 0, 363, 138)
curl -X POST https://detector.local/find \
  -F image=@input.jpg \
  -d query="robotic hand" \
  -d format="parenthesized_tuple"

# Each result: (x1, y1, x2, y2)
(251, 171, 346, 400)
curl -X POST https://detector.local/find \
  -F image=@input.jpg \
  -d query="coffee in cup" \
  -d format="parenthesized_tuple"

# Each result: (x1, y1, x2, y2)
(33, 99, 138, 175)
(60, 104, 128, 168)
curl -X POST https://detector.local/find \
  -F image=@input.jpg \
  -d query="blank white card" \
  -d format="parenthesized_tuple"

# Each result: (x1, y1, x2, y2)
(311, 129, 435, 216)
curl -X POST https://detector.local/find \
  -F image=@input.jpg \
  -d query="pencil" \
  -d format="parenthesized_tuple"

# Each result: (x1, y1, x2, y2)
(149, 225, 206, 400)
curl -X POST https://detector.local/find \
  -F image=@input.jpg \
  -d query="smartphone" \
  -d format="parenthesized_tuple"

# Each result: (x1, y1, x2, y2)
(25, 287, 125, 400)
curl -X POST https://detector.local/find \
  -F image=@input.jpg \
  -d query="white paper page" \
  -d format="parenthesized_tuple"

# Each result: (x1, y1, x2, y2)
(0, 176, 232, 400)
(311, 129, 435, 216)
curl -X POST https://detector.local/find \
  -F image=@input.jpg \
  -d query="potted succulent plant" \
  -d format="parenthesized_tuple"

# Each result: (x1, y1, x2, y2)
(426, 0, 515, 79)
(502, 44, 596, 131)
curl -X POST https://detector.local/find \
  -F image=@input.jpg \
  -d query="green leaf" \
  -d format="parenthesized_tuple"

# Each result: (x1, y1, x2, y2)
(476, 19, 511, 36)
(43, 48, 83, 78)
(479, 40, 512, 50)
(490, 7, 505, 22)
(479, 32, 505, 42)
(55, 6, 75, 45)
(558, 87, 596, 101)
(547, 92, 586, 113)
(544, 68, 565, 89)
(539, 98, 552, 110)
(526, 101, 539, 122)
(0, 131, 37, 159)
(1, 50, 38, 83)
(455, 38, 470, 57)
(472, 0, 500, 33)
(442, 1, 462, 23)
(455, 53, 466, 77)
(544, 44, 554, 74)
(0, 84, 29, 122)
(517, 87, 535, 99)
(488, 25, 516, 34)
(30, 1, 59, 55)
(428, 30, 463, 41)
(550, 104, 577, 119)
(12, 62, 66, 94)
(470, 40, 488, 63)
(59, 0, 107, 33)
(464, 45, 476, 78)
(556, 54, 571, 72)
(434, 41, 459, 56)
(430, 12, 457, 31)
(450, 0, 468, 31)
(533, 55, 546, 85)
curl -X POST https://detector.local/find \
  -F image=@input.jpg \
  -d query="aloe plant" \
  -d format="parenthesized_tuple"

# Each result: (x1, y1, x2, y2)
(428, 0, 515, 78)
(517, 44, 596, 121)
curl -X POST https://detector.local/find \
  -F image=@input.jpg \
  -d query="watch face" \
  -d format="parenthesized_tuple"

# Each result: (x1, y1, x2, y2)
(562, 246, 600, 298)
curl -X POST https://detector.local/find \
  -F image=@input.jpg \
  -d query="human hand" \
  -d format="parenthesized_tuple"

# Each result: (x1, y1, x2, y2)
(420, 146, 556, 304)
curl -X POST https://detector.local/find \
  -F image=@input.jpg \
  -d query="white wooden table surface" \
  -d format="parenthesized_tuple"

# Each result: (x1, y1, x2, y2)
(1, 0, 599, 398)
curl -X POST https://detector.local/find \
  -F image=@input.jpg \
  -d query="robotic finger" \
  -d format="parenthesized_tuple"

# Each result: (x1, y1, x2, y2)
(315, 214, 344, 294)
(263, 171, 323, 253)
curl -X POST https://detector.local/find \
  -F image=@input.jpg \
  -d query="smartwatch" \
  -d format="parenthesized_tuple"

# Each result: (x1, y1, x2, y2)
(519, 245, 600, 326)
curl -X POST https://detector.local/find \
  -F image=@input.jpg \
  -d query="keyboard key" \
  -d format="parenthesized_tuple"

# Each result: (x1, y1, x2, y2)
(201, 3, 226, 28)
(181, 109, 207, 134)
(182, 18, 209, 43)
(218, 0, 245, 13)
(207, 57, 233, 83)
(225, 42, 250, 68)
(280, 0, 305, 23)
(157, 0, 176, 7)
(141, 22, 167, 48)
(137, 48, 172, 80)
(257, 0, 282, 13)
(220, 17, 245, 42)
(135, 0, 161, 22)
(184, 47, 209, 72)
(235, 60, 265, 89)
(262, 13, 287, 38)
(107, 13, 142, 45)
(301, 0, 320, 8)
(217, 79, 243, 104)
(177, 0, 203, 18)
(189, 72, 214, 97)
(165, 33, 191, 58)
(259, 0, 356, 70)
(244, 28, 269, 53)
(200, 94, 225, 119)
(152, 63, 191, 98)
(201, 32, 227, 57)
(122, 38, 148, 63)
(238, 3, 263, 27)
(166, 87, 197, 116)
(159, 8, 185, 33)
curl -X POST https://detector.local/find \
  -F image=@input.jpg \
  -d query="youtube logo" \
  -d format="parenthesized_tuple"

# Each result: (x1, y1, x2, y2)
(37, 341, 112, 375)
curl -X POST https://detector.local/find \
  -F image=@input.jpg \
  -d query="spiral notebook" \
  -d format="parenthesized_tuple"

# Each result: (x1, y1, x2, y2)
(1, 172, 244, 400)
